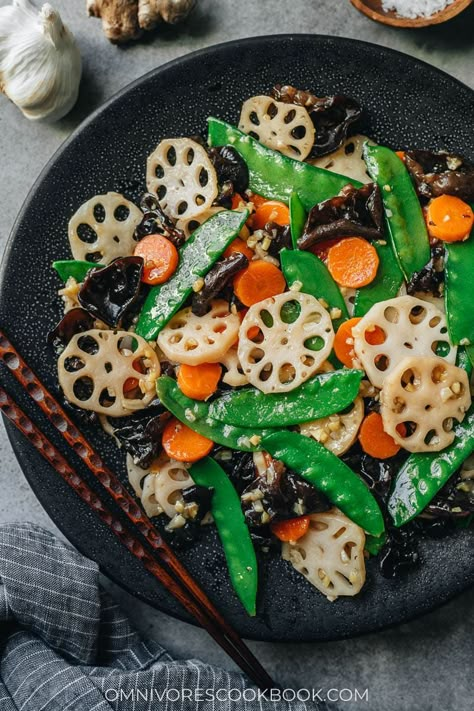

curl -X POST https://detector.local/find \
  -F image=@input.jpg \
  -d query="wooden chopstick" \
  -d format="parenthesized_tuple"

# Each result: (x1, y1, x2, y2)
(0, 384, 265, 685)
(0, 330, 276, 691)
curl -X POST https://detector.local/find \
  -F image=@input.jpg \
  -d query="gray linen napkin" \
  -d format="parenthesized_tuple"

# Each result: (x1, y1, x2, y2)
(0, 523, 323, 711)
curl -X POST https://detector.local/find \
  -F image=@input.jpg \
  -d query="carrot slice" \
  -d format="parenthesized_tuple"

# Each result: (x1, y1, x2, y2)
(252, 200, 290, 230)
(271, 516, 310, 542)
(177, 363, 222, 401)
(334, 318, 362, 368)
(364, 325, 386, 346)
(310, 237, 341, 263)
(233, 260, 286, 307)
(334, 317, 386, 368)
(134, 234, 179, 285)
(358, 412, 401, 459)
(231, 193, 245, 209)
(249, 193, 270, 209)
(162, 417, 213, 463)
(327, 237, 379, 288)
(426, 195, 474, 242)
(395, 151, 406, 162)
(123, 377, 139, 394)
(223, 237, 254, 261)
(236, 309, 259, 342)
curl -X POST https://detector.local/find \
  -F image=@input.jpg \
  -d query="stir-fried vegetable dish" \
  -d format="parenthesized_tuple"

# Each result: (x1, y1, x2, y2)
(51, 84, 474, 614)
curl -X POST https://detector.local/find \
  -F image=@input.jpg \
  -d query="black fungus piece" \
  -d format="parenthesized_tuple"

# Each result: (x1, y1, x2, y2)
(65, 400, 100, 427)
(208, 145, 250, 195)
(250, 529, 281, 553)
(159, 360, 177, 378)
(271, 84, 362, 157)
(284, 470, 330, 515)
(413, 517, 456, 539)
(111, 405, 171, 469)
(191, 252, 248, 316)
(379, 524, 420, 579)
(241, 463, 330, 529)
(167, 520, 203, 549)
(405, 150, 474, 202)
(406, 243, 445, 298)
(213, 449, 256, 495)
(362, 394, 380, 415)
(229, 292, 247, 315)
(342, 443, 409, 504)
(78, 257, 143, 328)
(263, 222, 292, 258)
(423, 468, 474, 519)
(135, 193, 186, 248)
(48, 308, 95, 354)
(214, 181, 234, 209)
(182, 485, 214, 524)
(298, 183, 384, 250)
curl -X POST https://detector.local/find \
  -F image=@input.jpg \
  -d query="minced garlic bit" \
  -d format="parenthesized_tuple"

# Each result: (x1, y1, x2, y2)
(241, 489, 264, 502)
(289, 280, 303, 292)
(174, 499, 185, 514)
(58, 277, 81, 312)
(166, 514, 186, 531)
(261, 236, 272, 252)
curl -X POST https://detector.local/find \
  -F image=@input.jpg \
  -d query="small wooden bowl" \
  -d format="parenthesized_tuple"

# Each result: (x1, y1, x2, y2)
(350, 0, 473, 27)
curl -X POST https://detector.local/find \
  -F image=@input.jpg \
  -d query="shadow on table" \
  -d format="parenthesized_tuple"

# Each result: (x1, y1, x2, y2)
(386, 4, 474, 52)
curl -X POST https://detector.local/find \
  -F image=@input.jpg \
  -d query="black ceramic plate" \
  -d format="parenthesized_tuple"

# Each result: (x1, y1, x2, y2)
(1, 36, 473, 642)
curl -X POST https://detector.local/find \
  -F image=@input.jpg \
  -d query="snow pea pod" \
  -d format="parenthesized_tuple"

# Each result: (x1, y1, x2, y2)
(207, 118, 358, 210)
(466, 345, 474, 369)
(135, 210, 248, 341)
(364, 144, 430, 280)
(209, 369, 363, 427)
(280, 248, 348, 330)
(456, 347, 473, 377)
(387, 407, 474, 527)
(289, 191, 306, 249)
(445, 219, 474, 347)
(353, 240, 404, 317)
(190, 457, 258, 616)
(365, 533, 387, 556)
(262, 431, 385, 537)
(156, 376, 277, 451)
(53, 259, 104, 282)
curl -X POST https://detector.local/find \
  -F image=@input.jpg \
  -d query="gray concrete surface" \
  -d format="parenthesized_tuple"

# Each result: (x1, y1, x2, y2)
(0, 1, 473, 709)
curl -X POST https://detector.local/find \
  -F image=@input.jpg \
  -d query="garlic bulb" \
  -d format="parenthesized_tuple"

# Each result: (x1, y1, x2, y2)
(0, 0, 81, 121)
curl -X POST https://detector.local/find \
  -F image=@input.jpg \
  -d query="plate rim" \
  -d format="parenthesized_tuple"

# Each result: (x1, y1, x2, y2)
(1, 33, 473, 642)
(2, 31, 474, 282)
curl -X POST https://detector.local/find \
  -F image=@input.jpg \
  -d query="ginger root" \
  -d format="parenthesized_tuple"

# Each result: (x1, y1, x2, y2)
(139, 0, 196, 29)
(87, 0, 195, 43)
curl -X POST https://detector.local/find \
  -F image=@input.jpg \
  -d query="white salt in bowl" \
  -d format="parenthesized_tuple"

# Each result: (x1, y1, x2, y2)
(350, 0, 473, 27)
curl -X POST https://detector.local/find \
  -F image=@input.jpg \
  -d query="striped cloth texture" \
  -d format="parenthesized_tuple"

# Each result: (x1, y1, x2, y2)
(0, 523, 322, 711)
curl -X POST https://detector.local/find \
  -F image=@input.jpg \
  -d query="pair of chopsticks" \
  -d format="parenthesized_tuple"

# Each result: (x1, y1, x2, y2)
(0, 329, 276, 691)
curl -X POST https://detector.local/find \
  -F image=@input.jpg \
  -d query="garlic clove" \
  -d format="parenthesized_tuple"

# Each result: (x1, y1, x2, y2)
(0, 0, 81, 122)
